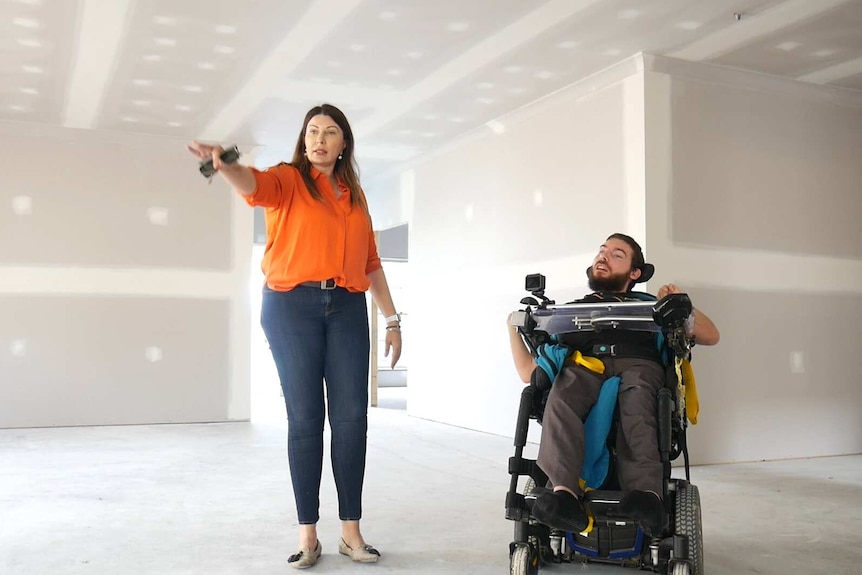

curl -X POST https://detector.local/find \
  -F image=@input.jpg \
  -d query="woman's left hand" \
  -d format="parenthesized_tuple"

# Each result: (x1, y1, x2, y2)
(384, 328, 402, 368)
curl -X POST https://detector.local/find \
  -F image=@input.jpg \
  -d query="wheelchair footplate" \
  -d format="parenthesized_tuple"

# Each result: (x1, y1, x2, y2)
(568, 490, 645, 566)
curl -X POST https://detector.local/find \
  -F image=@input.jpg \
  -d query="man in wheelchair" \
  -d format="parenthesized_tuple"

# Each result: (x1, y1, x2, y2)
(506, 234, 719, 572)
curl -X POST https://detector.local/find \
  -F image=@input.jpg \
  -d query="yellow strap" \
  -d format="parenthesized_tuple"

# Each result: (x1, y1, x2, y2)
(579, 480, 596, 534)
(681, 358, 699, 424)
(570, 350, 605, 374)
(571, 351, 603, 536)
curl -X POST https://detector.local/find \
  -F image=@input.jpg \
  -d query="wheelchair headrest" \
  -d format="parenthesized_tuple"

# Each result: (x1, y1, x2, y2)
(633, 263, 654, 284)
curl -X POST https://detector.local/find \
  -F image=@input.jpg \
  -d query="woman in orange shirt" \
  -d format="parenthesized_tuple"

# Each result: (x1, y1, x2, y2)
(188, 104, 401, 568)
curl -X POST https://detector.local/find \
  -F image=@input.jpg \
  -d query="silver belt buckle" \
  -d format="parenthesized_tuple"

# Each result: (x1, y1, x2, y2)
(321, 279, 336, 290)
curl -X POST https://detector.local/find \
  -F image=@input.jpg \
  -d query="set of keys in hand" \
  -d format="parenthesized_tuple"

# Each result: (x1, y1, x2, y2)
(198, 145, 240, 182)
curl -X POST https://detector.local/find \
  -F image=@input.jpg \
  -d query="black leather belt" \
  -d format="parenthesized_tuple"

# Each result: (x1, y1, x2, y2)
(299, 279, 337, 290)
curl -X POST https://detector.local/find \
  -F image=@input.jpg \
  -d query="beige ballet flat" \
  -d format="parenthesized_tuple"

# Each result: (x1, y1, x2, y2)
(338, 538, 380, 563)
(287, 540, 321, 569)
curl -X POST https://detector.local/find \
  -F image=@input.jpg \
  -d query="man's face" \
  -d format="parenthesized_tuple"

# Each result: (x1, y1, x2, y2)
(587, 238, 641, 292)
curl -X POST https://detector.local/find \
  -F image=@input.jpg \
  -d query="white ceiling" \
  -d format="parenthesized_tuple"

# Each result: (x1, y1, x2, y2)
(2, 0, 861, 177)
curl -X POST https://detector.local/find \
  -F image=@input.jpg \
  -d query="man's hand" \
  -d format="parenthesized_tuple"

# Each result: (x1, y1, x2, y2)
(657, 283, 721, 344)
(657, 283, 683, 299)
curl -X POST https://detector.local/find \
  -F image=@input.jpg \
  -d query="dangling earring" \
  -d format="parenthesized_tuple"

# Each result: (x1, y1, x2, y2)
(338, 154, 343, 160)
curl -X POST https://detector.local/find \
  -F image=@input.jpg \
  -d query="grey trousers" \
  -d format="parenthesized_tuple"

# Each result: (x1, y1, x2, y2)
(536, 357, 665, 497)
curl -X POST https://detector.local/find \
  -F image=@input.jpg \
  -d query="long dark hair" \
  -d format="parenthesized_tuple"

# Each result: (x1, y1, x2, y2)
(288, 103, 370, 220)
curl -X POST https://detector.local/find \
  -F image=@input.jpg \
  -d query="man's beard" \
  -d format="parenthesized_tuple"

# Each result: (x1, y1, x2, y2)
(587, 268, 631, 293)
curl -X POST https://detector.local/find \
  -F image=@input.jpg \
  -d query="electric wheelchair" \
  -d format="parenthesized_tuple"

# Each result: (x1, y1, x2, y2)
(505, 274, 703, 575)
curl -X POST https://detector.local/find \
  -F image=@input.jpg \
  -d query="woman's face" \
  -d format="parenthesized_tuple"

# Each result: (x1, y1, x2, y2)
(304, 114, 346, 172)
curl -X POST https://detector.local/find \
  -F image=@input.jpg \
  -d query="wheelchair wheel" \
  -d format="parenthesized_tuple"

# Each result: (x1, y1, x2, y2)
(674, 483, 703, 575)
(510, 542, 539, 575)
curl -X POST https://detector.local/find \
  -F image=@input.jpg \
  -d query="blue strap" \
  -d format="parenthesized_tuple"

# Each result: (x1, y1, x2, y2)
(535, 343, 569, 382)
(581, 376, 621, 490)
(535, 343, 618, 490)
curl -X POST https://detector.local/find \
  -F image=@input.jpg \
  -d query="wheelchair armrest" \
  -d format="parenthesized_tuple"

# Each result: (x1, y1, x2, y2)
(509, 310, 533, 331)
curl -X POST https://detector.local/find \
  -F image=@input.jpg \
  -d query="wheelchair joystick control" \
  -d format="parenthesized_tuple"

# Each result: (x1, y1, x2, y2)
(652, 293, 692, 329)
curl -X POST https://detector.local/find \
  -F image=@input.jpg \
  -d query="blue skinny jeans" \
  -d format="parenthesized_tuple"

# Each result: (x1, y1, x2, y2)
(261, 285, 370, 524)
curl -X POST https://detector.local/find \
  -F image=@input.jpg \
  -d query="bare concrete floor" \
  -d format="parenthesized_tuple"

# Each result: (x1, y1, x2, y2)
(1, 388, 860, 575)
